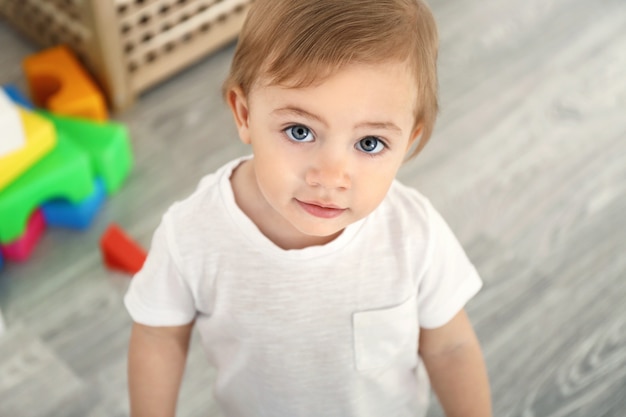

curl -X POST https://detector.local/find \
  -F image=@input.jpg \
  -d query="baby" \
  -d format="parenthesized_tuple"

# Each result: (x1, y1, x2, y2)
(125, 0, 492, 416)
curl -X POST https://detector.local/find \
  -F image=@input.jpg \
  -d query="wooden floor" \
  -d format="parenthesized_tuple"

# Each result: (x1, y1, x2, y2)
(1, 0, 625, 415)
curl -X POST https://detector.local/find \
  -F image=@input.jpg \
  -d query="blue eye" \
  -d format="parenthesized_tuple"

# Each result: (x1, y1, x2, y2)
(285, 125, 314, 142)
(356, 136, 385, 154)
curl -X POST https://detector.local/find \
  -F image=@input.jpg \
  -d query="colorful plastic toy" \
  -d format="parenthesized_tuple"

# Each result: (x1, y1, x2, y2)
(0, 70, 135, 270)
(0, 209, 46, 262)
(0, 108, 56, 191)
(38, 112, 133, 194)
(100, 224, 147, 274)
(42, 178, 106, 230)
(0, 131, 93, 244)
(23, 45, 108, 122)
(0, 89, 26, 156)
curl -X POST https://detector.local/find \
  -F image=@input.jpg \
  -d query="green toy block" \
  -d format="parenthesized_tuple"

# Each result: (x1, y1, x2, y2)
(37, 111, 133, 195)
(0, 130, 94, 244)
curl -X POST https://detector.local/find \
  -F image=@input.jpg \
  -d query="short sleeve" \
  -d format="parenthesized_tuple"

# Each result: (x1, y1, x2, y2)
(417, 204, 482, 329)
(124, 214, 197, 326)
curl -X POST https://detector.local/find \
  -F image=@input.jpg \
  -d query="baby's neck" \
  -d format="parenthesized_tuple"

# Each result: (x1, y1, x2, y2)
(230, 159, 343, 250)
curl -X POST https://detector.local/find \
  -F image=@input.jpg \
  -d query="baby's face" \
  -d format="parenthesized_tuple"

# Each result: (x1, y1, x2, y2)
(234, 61, 420, 246)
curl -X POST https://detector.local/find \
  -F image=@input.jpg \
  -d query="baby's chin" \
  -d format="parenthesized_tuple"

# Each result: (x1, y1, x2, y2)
(289, 224, 346, 247)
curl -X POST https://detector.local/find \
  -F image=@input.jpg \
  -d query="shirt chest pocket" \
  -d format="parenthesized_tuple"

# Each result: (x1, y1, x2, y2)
(352, 295, 419, 372)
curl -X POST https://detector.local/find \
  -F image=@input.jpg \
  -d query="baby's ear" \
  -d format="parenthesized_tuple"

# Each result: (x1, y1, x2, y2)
(407, 123, 424, 150)
(227, 87, 251, 145)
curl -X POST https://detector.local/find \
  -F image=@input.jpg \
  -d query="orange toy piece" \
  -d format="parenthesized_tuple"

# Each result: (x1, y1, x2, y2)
(100, 224, 146, 275)
(23, 45, 108, 121)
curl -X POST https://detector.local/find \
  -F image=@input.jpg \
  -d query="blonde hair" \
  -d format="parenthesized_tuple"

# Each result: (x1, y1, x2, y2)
(223, 0, 439, 157)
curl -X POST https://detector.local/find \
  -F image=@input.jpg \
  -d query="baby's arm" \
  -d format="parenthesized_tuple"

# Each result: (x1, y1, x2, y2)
(128, 321, 194, 417)
(419, 309, 492, 417)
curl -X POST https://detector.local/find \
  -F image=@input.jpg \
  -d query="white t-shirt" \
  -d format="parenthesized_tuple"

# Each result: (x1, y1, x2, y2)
(125, 156, 482, 417)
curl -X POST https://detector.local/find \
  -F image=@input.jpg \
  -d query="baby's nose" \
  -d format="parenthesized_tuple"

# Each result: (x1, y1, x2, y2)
(305, 150, 351, 190)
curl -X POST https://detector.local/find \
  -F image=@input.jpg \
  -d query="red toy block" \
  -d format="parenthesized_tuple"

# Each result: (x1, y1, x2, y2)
(0, 209, 46, 262)
(100, 223, 146, 275)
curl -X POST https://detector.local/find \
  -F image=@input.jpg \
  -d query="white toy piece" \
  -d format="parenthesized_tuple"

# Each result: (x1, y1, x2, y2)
(0, 89, 26, 157)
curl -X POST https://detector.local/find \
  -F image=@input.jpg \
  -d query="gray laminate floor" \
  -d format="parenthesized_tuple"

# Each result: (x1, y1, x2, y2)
(1, 0, 625, 416)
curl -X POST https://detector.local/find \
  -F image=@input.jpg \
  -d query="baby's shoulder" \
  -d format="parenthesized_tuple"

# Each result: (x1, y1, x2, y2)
(167, 172, 222, 224)
(161, 159, 241, 254)
(166, 157, 244, 227)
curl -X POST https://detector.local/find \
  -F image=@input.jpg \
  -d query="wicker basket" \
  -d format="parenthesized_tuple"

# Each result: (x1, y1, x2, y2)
(0, 0, 252, 110)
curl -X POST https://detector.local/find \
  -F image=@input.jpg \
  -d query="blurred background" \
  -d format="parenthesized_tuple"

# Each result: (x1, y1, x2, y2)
(0, 0, 625, 416)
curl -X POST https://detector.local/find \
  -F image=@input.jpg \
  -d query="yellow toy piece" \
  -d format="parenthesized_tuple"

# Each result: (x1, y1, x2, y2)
(23, 45, 108, 122)
(0, 109, 56, 191)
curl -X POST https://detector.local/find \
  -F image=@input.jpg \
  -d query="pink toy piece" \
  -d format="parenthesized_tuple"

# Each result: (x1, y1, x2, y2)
(0, 209, 46, 262)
